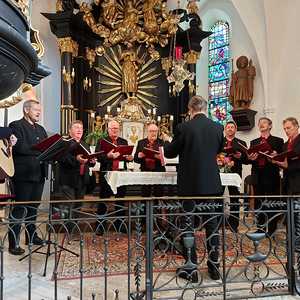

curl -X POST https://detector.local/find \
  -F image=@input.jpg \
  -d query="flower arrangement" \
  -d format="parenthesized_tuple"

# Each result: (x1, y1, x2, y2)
(85, 130, 108, 146)
(216, 152, 234, 173)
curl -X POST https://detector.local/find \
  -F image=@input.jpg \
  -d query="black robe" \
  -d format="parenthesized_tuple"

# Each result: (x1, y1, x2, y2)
(164, 113, 224, 196)
(134, 138, 165, 172)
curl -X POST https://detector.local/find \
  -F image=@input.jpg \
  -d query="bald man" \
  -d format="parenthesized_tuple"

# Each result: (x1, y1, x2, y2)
(134, 123, 165, 197)
(95, 120, 133, 232)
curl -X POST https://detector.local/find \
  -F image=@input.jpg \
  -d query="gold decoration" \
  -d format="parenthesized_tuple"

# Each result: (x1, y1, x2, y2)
(119, 96, 145, 120)
(167, 60, 194, 94)
(79, 3, 110, 39)
(80, 0, 179, 56)
(57, 37, 78, 57)
(96, 46, 158, 109)
(120, 49, 142, 96)
(11, 0, 30, 19)
(161, 57, 172, 74)
(184, 50, 200, 64)
(56, 0, 63, 12)
(30, 27, 45, 58)
(86, 48, 96, 68)
(62, 66, 75, 84)
(95, 46, 105, 56)
(0, 83, 34, 109)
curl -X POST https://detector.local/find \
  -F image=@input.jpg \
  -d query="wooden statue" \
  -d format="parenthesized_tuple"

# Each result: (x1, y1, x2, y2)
(229, 56, 256, 109)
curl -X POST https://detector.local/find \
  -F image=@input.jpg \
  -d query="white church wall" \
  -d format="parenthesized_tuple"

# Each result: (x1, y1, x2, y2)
(31, 0, 61, 134)
(263, 0, 300, 138)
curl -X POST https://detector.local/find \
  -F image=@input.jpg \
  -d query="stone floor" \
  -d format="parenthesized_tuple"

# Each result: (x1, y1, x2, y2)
(1, 238, 300, 300)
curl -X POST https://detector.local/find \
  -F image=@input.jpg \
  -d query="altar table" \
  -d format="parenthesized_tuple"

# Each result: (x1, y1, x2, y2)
(105, 171, 242, 195)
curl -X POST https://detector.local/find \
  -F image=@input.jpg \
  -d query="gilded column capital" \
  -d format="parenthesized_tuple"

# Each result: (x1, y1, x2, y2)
(58, 37, 78, 57)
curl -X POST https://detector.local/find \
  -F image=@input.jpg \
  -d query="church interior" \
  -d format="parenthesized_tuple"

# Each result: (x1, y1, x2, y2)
(1, 0, 300, 299)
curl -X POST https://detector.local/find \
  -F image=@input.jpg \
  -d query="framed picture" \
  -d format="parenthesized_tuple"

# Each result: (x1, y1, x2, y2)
(121, 121, 146, 146)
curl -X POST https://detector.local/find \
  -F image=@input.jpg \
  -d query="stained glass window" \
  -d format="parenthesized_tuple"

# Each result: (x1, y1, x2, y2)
(208, 21, 232, 125)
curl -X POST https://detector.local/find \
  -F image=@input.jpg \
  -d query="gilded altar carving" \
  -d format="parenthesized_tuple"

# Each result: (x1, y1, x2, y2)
(120, 49, 142, 96)
(119, 96, 145, 121)
(58, 37, 78, 56)
(79, 0, 179, 56)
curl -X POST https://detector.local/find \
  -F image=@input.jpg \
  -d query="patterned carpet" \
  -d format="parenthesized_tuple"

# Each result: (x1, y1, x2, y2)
(55, 228, 287, 280)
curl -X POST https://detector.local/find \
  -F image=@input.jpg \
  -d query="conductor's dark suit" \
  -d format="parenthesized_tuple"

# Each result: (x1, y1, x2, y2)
(164, 113, 224, 276)
(250, 135, 284, 235)
(8, 118, 48, 248)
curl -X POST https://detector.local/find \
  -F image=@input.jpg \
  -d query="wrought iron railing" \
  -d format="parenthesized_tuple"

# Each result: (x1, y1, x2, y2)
(0, 195, 300, 300)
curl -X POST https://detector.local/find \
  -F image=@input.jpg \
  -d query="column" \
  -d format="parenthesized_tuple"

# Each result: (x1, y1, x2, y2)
(57, 37, 78, 135)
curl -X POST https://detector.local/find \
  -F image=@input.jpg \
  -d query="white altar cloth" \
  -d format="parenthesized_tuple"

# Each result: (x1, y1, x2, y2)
(105, 171, 242, 195)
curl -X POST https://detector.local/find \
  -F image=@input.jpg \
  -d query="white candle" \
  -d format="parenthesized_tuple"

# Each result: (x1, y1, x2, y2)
(107, 106, 111, 113)
(117, 107, 121, 113)
(152, 108, 157, 115)
(157, 116, 161, 122)
(91, 112, 95, 118)
(104, 114, 108, 120)
(170, 115, 174, 121)
(147, 109, 151, 115)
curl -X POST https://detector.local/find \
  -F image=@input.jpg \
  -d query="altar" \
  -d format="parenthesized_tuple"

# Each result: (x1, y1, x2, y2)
(105, 171, 242, 195)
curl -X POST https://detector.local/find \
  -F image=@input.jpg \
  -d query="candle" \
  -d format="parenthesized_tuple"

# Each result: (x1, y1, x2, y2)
(170, 115, 174, 121)
(104, 114, 108, 120)
(157, 116, 161, 122)
(117, 107, 121, 113)
(71, 68, 75, 78)
(107, 106, 111, 113)
(147, 109, 151, 115)
(90, 112, 95, 118)
(152, 108, 157, 115)
(175, 46, 182, 60)
(62, 66, 66, 75)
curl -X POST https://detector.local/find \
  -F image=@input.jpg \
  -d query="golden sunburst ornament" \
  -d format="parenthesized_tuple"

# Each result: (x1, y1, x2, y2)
(95, 45, 160, 111)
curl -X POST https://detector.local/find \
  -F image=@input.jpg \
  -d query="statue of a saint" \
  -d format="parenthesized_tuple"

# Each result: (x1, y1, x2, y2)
(143, 0, 160, 35)
(120, 49, 141, 96)
(109, 0, 145, 47)
(159, 116, 170, 135)
(229, 56, 256, 109)
(94, 115, 105, 132)
(102, 0, 117, 27)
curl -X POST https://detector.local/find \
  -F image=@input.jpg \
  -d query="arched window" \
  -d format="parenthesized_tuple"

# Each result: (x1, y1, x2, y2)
(208, 21, 232, 125)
